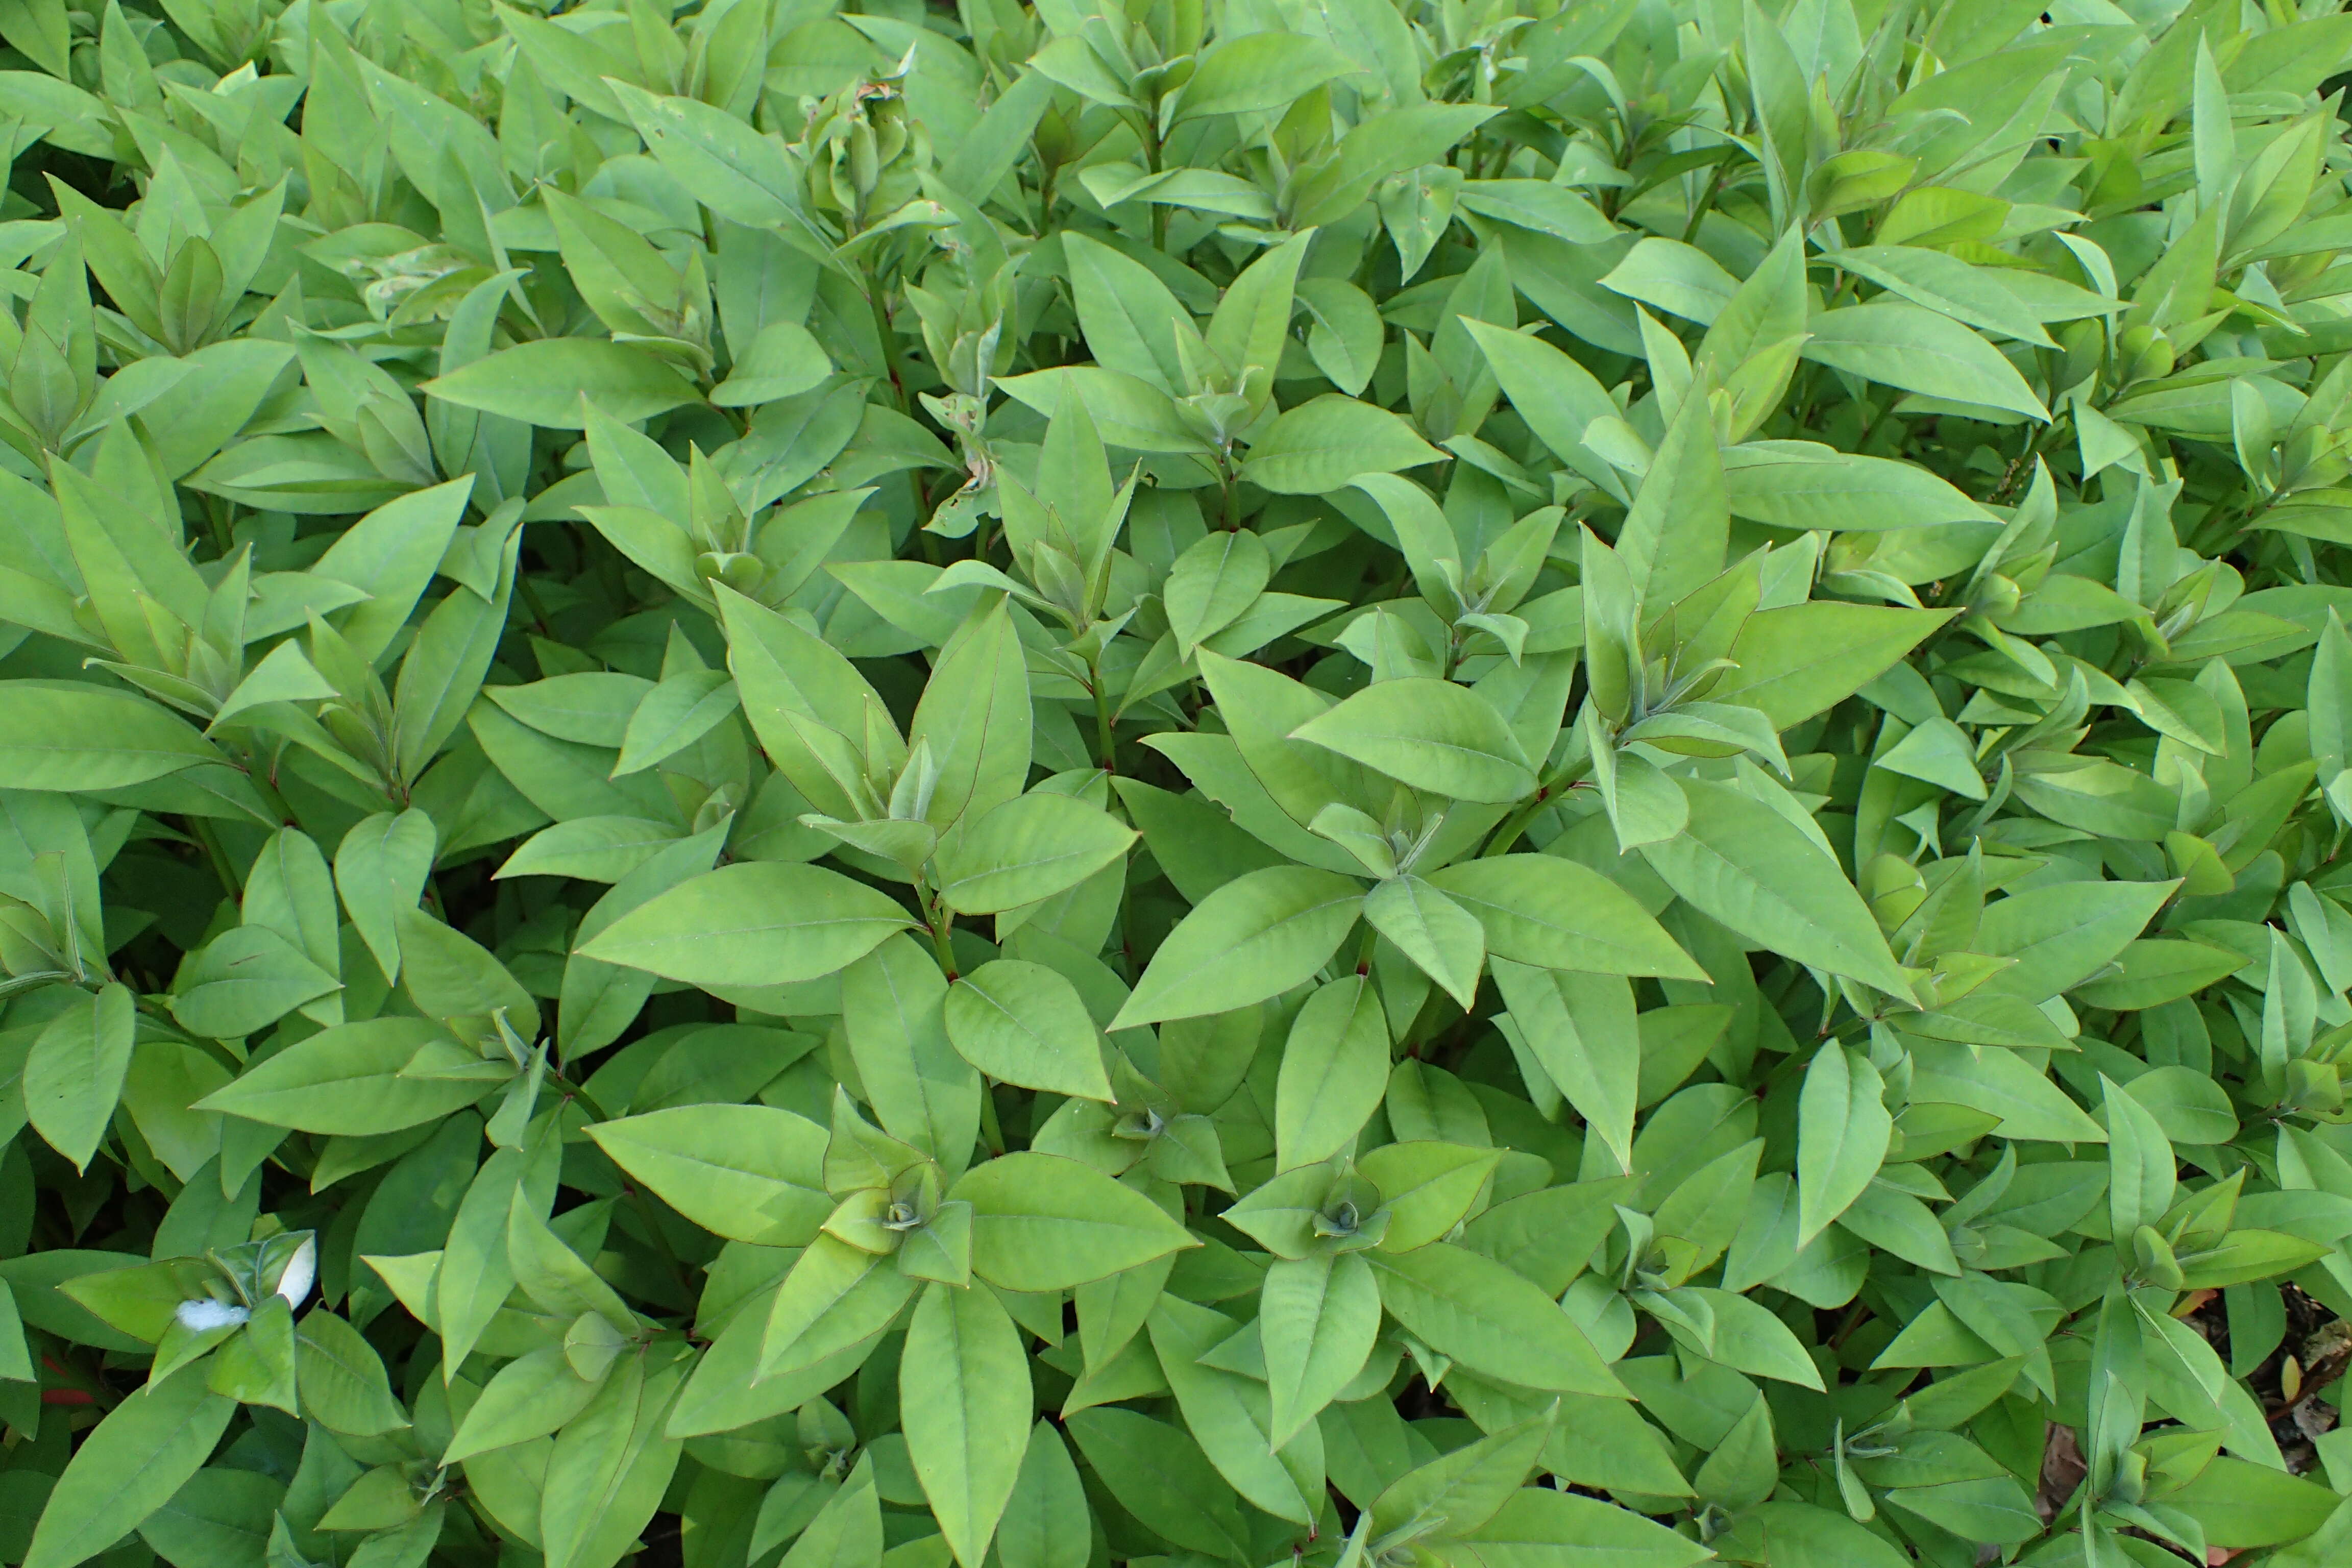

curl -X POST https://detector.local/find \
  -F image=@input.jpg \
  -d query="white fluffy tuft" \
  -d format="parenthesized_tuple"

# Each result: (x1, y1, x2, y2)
(175, 1299, 250, 1332)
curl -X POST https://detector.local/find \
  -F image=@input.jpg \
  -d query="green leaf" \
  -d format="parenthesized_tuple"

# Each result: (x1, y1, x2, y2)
(1456, 1487, 1712, 1568)
(1145, 1293, 1322, 1524)
(951, 1153, 1198, 1291)
(23, 1363, 236, 1568)
(536, 1348, 688, 1568)
(1062, 232, 1205, 396)
(910, 597, 1032, 830)
(1292, 679, 1536, 803)
(1174, 32, 1357, 121)
(0, 682, 219, 789)
(579, 863, 913, 988)
(333, 812, 437, 985)
(1362, 876, 1486, 1010)
(900, 1280, 1031, 1568)
(585, 1105, 831, 1246)
(1166, 528, 1271, 657)
(1803, 302, 2050, 421)
(293, 1309, 410, 1438)
(995, 1424, 1088, 1568)
(1240, 396, 1445, 495)
(2169, 1457, 2343, 1549)
(421, 340, 701, 428)
(192, 1019, 487, 1135)
(1797, 1044, 1891, 1246)
(944, 961, 1114, 1101)
(1424, 856, 1703, 979)
(1368, 1243, 1626, 1396)
(1616, 390, 1727, 610)
(1261, 1251, 1379, 1447)
(137, 1467, 280, 1568)
(934, 794, 1137, 916)
(1463, 320, 1624, 497)
(1976, 878, 2178, 1002)
(1112, 866, 1365, 1028)
(758, 1235, 918, 1384)
(1639, 778, 1912, 994)
(841, 934, 981, 1176)
(607, 81, 805, 231)
(24, 983, 134, 1172)
(1721, 445, 1995, 531)
(2104, 1072, 2177, 1239)
(1368, 1409, 1551, 1539)
(1275, 975, 1390, 1171)
(1828, 246, 2058, 347)
(994, 368, 1208, 453)
(1708, 603, 1954, 728)
(443, 1346, 599, 1464)
(1063, 1409, 1248, 1560)
(1489, 962, 1637, 1173)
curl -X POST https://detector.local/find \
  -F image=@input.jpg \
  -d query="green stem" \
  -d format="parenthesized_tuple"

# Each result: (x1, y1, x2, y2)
(1144, 117, 1167, 250)
(1088, 650, 1117, 773)
(555, 1073, 694, 1302)
(1036, 163, 1060, 238)
(978, 1087, 1006, 1158)
(1481, 761, 1591, 857)
(516, 569, 555, 638)
(866, 277, 914, 415)
(233, 749, 297, 827)
(201, 494, 236, 560)
(923, 885, 960, 978)
(190, 816, 241, 896)
(1681, 155, 1730, 243)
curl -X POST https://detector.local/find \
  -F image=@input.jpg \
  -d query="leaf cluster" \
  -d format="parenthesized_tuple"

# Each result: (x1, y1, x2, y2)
(6, 3, 2352, 1568)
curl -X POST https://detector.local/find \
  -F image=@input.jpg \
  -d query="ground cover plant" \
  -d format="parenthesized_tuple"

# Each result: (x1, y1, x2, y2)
(14, 1, 2352, 1566)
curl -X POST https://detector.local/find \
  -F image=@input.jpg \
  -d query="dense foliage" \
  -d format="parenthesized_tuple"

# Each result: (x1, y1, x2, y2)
(14, 1, 2352, 1566)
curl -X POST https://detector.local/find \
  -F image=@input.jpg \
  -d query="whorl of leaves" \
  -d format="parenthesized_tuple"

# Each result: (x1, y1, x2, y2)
(8, 2, 2352, 1567)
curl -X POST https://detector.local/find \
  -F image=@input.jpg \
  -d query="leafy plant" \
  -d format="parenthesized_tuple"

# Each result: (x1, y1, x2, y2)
(9, 1, 2352, 1567)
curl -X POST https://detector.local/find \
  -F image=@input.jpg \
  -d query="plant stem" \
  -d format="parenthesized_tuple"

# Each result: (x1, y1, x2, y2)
(923, 885, 960, 978)
(866, 277, 913, 414)
(190, 816, 241, 896)
(1481, 760, 1591, 857)
(1089, 650, 1117, 773)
